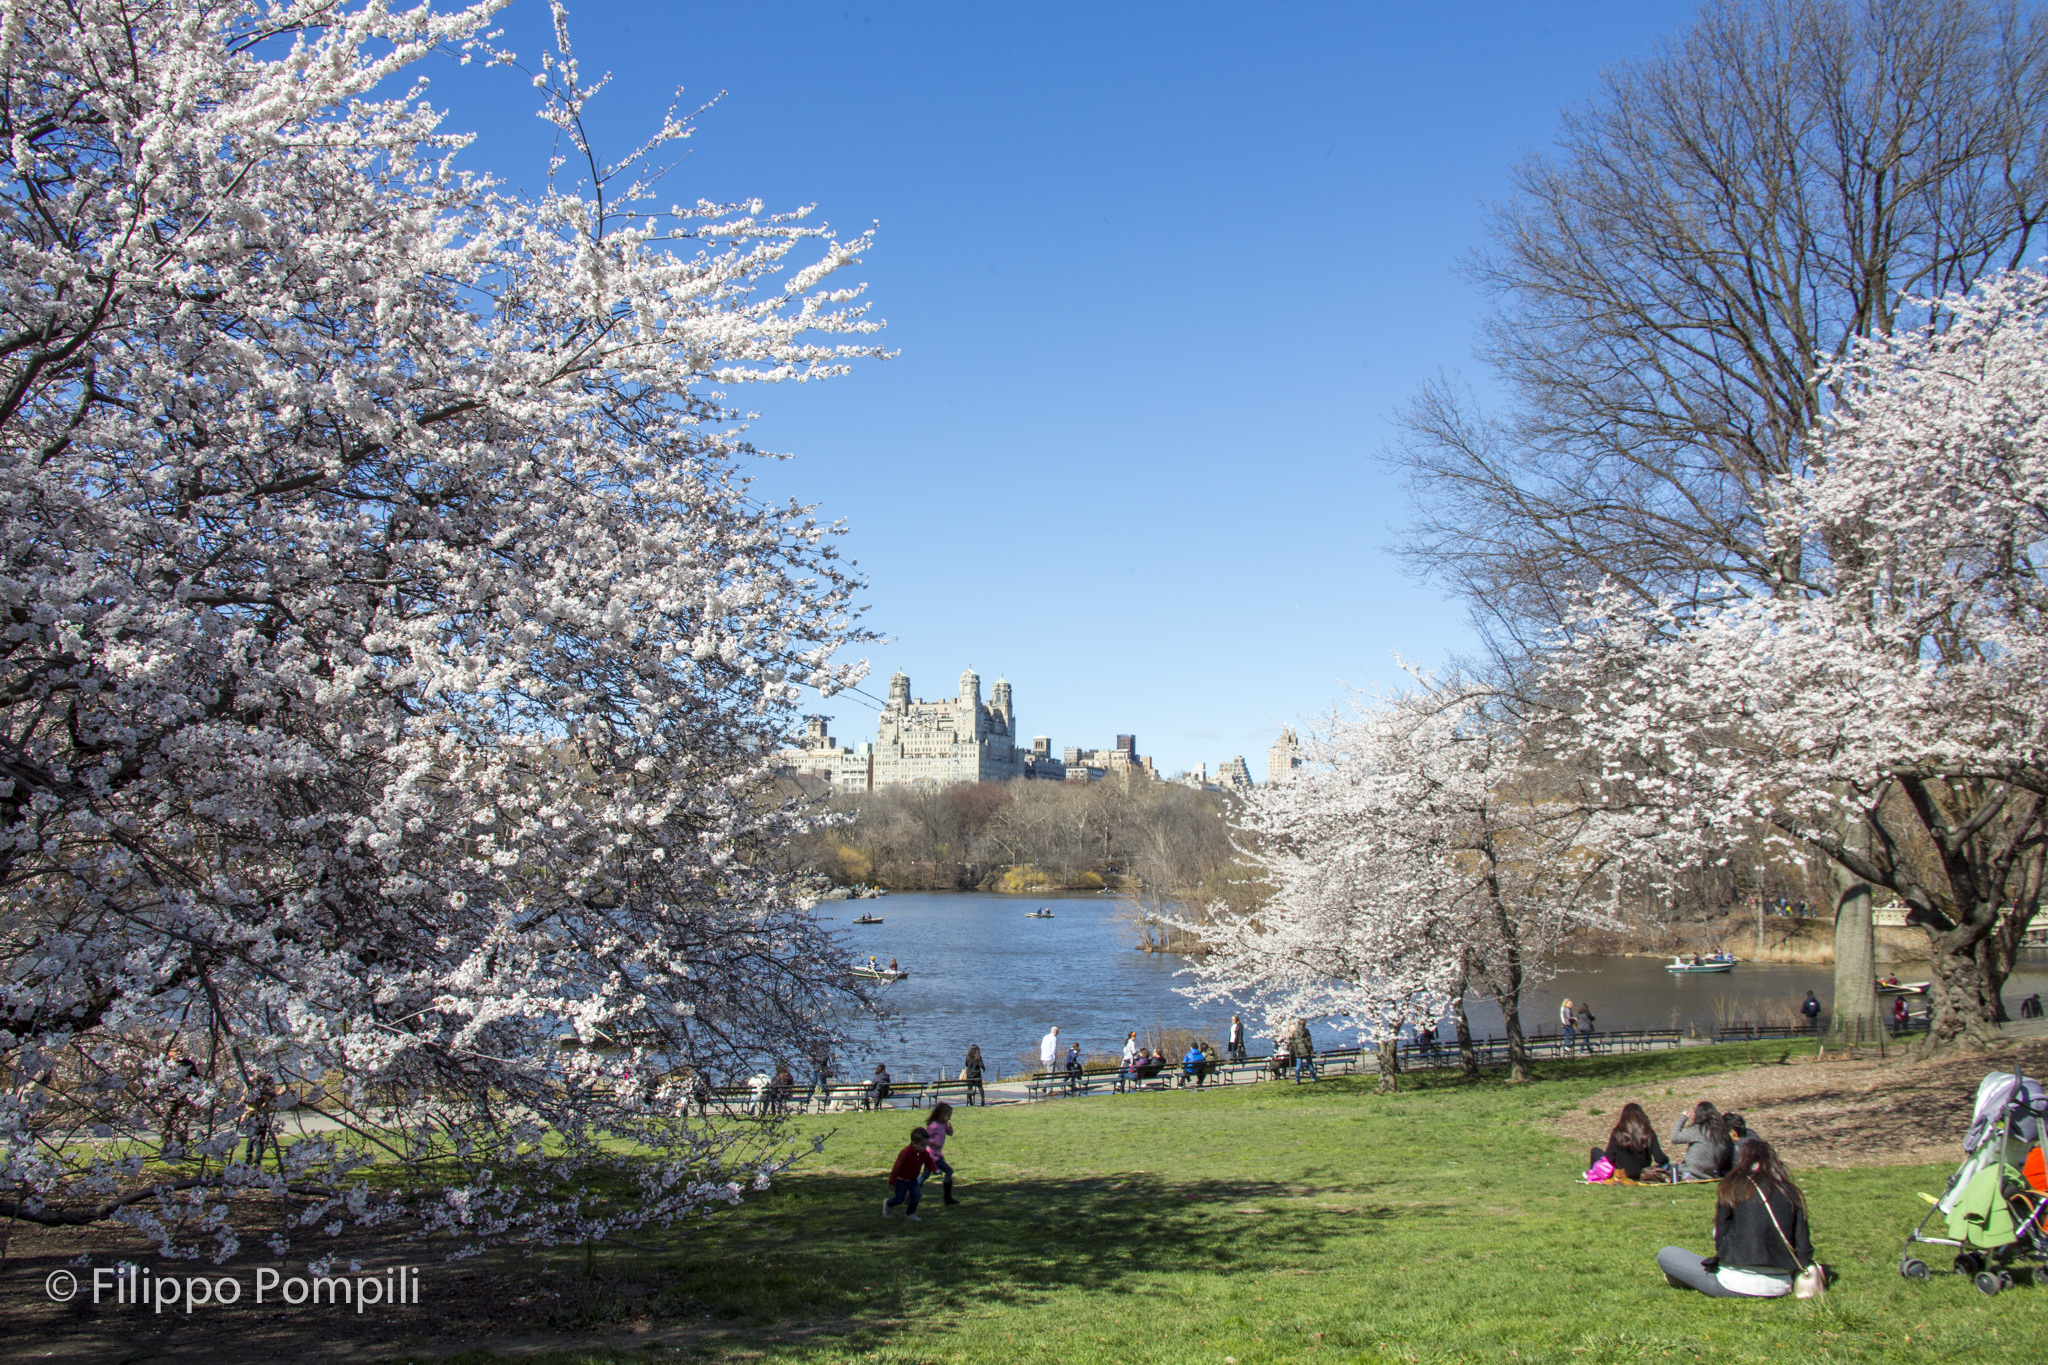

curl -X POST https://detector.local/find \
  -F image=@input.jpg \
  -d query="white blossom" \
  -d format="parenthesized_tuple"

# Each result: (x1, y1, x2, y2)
(0, 0, 881, 1257)
(1551, 265, 2048, 1043)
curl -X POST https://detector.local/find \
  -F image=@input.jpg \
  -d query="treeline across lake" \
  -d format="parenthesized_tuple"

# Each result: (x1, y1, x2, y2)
(787, 778, 1257, 933)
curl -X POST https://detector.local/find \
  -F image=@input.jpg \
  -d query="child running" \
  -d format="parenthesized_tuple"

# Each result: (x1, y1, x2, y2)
(925, 1102, 960, 1205)
(883, 1125, 935, 1222)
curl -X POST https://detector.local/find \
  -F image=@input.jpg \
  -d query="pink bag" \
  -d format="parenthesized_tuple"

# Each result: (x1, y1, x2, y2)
(1585, 1155, 1616, 1183)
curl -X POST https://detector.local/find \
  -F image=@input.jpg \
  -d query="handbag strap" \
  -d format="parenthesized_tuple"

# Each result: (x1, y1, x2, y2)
(1750, 1179, 1811, 1273)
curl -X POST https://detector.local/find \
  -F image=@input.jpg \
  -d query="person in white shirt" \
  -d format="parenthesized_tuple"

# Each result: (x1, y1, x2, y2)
(1118, 1031, 1141, 1092)
(1039, 1026, 1060, 1075)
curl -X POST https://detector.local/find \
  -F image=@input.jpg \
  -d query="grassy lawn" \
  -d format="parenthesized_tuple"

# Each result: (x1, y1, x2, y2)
(402, 1046, 2037, 1364)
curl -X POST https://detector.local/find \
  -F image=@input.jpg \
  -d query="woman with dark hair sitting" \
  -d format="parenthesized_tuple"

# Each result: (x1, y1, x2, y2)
(1655, 1137, 1820, 1297)
(1592, 1102, 1669, 1181)
(1670, 1101, 1734, 1181)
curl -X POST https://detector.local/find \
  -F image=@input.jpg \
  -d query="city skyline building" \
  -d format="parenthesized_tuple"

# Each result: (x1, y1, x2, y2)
(778, 669, 1261, 794)
(868, 667, 1023, 787)
(1268, 727, 1301, 785)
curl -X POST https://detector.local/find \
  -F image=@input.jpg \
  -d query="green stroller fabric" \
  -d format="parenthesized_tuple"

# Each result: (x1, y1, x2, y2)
(1945, 1162, 2023, 1249)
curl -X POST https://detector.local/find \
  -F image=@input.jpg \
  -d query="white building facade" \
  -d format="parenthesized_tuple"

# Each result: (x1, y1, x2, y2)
(869, 667, 1022, 788)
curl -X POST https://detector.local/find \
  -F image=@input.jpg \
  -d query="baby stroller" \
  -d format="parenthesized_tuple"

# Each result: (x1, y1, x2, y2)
(1898, 1070, 2048, 1296)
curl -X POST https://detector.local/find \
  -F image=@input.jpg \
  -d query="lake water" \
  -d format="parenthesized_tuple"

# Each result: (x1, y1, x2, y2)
(828, 891, 2048, 1079)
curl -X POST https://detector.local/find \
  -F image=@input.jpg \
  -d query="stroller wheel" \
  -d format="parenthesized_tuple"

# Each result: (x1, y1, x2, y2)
(1998, 1270, 2017, 1291)
(1899, 1256, 1930, 1280)
(1975, 1270, 2003, 1296)
(1955, 1251, 1987, 1277)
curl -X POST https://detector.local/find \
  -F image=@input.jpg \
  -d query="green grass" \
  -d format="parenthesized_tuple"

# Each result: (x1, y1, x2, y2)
(389, 1047, 2041, 1364)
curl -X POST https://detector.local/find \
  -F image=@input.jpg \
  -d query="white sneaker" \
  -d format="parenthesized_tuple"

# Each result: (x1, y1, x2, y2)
(904, 1214, 921, 1222)
(881, 1201, 892, 1218)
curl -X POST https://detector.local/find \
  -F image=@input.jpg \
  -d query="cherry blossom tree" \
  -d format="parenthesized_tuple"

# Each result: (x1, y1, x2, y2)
(1557, 266, 2048, 1046)
(1179, 681, 1609, 1085)
(0, 0, 887, 1261)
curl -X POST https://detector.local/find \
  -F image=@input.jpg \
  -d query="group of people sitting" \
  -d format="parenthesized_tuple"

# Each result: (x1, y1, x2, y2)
(1589, 1099, 1828, 1300)
(1114, 1038, 1219, 1089)
(1588, 1099, 1754, 1184)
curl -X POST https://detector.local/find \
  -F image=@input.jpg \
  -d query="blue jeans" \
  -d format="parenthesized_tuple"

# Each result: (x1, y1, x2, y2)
(885, 1178, 920, 1214)
(1294, 1057, 1317, 1082)
(1563, 1025, 1577, 1053)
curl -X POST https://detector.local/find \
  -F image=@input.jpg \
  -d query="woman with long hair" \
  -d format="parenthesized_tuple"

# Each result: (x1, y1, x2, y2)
(1593, 1102, 1669, 1181)
(962, 1044, 986, 1107)
(1670, 1100, 1733, 1181)
(1655, 1137, 1819, 1297)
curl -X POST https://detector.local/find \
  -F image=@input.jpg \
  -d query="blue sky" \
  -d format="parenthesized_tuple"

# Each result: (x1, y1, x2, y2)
(425, 1, 1698, 777)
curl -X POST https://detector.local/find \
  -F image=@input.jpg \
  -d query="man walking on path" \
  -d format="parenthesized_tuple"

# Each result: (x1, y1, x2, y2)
(1040, 1025, 1060, 1077)
(1289, 1019, 1318, 1083)
(1228, 1014, 1246, 1063)
(1801, 991, 1822, 1032)
(1119, 1032, 1140, 1092)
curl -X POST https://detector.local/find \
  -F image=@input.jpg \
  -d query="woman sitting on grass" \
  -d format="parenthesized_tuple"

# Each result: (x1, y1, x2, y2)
(1670, 1101, 1734, 1181)
(1655, 1137, 1819, 1298)
(1592, 1102, 1669, 1181)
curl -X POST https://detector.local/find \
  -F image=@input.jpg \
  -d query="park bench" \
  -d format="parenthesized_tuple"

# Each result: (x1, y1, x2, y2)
(1025, 1072, 1109, 1100)
(1712, 1022, 1820, 1043)
(907, 1075, 988, 1110)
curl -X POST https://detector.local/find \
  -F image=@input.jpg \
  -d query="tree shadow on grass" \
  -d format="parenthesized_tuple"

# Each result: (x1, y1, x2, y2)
(0, 1172, 1374, 1364)
(630, 1169, 1374, 1329)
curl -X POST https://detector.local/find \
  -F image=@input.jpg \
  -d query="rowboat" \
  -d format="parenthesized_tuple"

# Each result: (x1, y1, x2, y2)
(1665, 956, 1736, 974)
(853, 913, 883, 925)
(1875, 979, 1931, 996)
(1024, 908, 1055, 919)
(851, 967, 908, 982)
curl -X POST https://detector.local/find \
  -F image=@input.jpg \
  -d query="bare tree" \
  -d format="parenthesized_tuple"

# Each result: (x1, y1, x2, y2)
(1393, 0, 2048, 1041)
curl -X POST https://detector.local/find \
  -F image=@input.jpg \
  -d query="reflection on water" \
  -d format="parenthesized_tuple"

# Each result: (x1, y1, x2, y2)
(827, 892, 2048, 1076)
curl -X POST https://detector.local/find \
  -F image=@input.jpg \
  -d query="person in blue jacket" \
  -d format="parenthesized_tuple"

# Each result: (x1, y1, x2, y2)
(1182, 1043, 1210, 1088)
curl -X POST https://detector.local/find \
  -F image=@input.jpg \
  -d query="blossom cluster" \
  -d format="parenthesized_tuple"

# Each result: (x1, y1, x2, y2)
(1, 1, 880, 1256)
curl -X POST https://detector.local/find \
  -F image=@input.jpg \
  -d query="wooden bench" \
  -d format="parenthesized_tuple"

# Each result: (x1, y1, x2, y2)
(908, 1076, 989, 1109)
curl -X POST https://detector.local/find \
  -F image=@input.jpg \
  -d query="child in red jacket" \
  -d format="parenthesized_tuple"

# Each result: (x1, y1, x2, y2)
(883, 1126, 936, 1221)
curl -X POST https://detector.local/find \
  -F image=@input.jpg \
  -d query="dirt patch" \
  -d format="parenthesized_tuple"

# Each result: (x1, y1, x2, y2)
(1551, 1039, 2048, 1171)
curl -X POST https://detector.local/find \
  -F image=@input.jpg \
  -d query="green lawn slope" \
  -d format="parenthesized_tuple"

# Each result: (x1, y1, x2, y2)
(417, 1046, 2037, 1364)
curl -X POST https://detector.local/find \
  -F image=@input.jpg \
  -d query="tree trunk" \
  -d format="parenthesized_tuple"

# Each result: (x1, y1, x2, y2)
(1486, 883, 1531, 1081)
(1498, 991, 1529, 1083)
(1925, 916, 2002, 1046)
(1453, 995, 1479, 1081)
(1830, 826, 1880, 1046)
(1375, 1034, 1401, 1093)
(1451, 949, 1480, 1080)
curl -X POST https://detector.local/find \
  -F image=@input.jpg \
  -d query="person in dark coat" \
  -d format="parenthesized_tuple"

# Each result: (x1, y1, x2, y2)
(962, 1044, 987, 1106)
(1800, 991, 1822, 1031)
(1591, 1102, 1669, 1181)
(1655, 1138, 1819, 1297)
